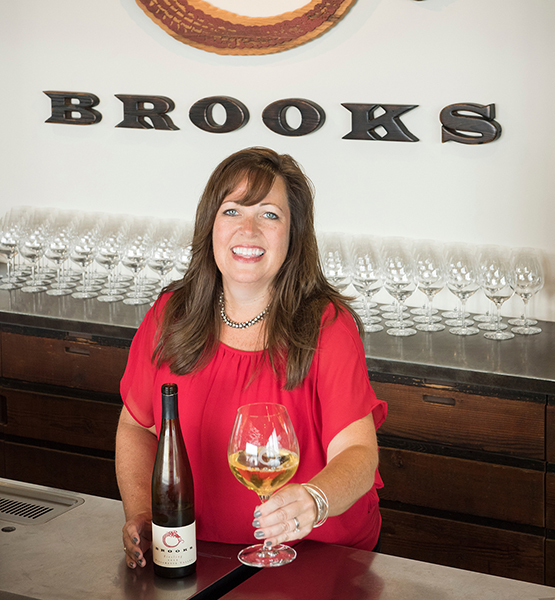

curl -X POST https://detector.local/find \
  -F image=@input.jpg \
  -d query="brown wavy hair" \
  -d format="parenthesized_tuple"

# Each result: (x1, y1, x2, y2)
(154, 147, 361, 390)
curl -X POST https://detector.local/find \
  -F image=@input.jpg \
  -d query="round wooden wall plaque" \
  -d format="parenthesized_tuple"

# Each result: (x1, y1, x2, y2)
(135, 0, 358, 55)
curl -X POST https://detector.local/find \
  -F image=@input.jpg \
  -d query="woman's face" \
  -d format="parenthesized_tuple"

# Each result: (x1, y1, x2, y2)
(212, 176, 291, 295)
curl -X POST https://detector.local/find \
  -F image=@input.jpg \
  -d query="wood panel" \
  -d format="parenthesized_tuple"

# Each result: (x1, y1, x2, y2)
(379, 448, 544, 527)
(547, 403, 555, 464)
(0, 387, 121, 451)
(547, 539, 555, 587)
(1, 333, 129, 393)
(547, 471, 555, 531)
(380, 508, 545, 584)
(4, 441, 120, 500)
(371, 381, 545, 459)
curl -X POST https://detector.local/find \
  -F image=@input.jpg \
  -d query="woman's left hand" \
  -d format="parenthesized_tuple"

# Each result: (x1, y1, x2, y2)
(252, 484, 316, 547)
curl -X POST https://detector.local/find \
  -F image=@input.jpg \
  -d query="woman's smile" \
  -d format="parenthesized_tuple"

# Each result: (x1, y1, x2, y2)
(231, 245, 266, 260)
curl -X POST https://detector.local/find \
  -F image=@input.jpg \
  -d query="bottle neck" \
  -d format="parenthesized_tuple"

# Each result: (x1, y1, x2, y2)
(161, 393, 178, 420)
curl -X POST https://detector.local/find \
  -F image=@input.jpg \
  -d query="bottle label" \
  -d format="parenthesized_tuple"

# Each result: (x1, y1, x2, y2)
(152, 522, 196, 568)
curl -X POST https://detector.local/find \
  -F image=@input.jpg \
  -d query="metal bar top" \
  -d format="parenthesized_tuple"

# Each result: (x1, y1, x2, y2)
(0, 287, 554, 393)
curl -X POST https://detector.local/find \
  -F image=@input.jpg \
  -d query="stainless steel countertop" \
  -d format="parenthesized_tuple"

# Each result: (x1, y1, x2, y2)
(3, 480, 555, 600)
(222, 539, 555, 600)
(0, 479, 248, 600)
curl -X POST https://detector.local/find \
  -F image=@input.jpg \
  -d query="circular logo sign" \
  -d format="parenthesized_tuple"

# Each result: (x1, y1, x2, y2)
(135, 0, 358, 55)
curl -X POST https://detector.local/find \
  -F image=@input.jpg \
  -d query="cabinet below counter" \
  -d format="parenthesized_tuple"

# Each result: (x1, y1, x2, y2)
(0, 290, 554, 584)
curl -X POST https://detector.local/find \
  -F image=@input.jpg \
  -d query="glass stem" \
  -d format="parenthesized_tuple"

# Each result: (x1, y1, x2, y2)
(460, 299, 467, 331)
(362, 291, 370, 323)
(495, 303, 502, 333)
(426, 295, 433, 323)
(522, 298, 530, 332)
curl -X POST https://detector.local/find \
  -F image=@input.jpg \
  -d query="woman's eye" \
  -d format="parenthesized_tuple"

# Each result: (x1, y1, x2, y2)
(223, 208, 238, 216)
(263, 211, 278, 220)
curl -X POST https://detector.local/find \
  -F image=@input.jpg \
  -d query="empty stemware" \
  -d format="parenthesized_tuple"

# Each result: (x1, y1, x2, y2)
(445, 244, 480, 336)
(413, 241, 446, 332)
(478, 246, 514, 340)
(508, 248, 544, 335)
(319, 232, 351, 292)
(349, 235, 383, 333)
(381, 239, 417, 337)
(19, 227, 48, 293)
(95, 234, 125, 303)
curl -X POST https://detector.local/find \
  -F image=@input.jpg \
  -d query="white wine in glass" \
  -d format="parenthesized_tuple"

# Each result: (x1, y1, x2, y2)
(228, 403, 300, 567)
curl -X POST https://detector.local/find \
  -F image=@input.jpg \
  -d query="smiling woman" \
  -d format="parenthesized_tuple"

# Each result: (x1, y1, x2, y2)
(135, 0, 358, 55)
(115, 147, 386, 573)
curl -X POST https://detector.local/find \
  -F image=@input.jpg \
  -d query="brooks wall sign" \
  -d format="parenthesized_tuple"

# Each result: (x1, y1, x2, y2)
(44, 92, 503, 145)
(135, 0, 358, 55)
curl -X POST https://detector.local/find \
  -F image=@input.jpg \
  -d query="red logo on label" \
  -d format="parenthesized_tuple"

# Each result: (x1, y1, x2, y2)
(162, 531, 185, 548)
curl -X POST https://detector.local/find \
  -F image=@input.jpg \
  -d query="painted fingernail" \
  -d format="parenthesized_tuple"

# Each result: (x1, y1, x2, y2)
(254, 510, 262, 518)
(252, 519, 260, 528)
(263, 540, 272, 548)
(129, 562, 135, 568)
(134, 551, 140, 558)
(254, 531, 265, 539)
(132, 537, 139, 544)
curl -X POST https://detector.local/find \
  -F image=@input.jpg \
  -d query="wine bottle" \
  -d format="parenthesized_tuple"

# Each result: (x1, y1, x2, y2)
(151, 383, 196, 578)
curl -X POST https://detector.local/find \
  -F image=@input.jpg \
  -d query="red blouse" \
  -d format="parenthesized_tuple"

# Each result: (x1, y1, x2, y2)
(121, 294, 387, 550)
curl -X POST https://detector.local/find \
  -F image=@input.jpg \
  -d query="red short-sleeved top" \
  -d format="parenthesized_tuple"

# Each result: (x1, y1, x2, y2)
(120, 293, 387, 550)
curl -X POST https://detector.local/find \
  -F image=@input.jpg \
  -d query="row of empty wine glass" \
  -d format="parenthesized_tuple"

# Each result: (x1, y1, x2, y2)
(0, 207, 193, 305)
(318, 233, 544, 339)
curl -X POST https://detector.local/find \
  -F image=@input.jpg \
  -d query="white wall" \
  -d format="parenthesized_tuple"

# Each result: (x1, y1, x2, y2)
(2, 0, 554, 319)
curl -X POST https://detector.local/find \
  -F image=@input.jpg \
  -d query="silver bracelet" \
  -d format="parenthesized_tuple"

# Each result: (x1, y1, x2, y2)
(301, 483, 329, 528)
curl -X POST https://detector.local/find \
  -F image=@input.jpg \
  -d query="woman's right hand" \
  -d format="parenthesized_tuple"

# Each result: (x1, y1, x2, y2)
(122, 511, 152, 569)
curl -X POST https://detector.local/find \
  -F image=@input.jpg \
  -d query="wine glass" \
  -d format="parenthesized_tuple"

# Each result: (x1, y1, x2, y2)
(95, 234, 124, 303)
(381, 239, 417, 337)
(349, 235, 383, 332)
(508, 248, 544, 335)
(19, 227, 48, 293)
(44, 231, 75, 296)
(0, 224, 24, 290)
(147, 239, 175, 293)
(478, 247, 514, 340)
(69, 232, 101, 299)
(413, 241, 445, 332)
(228, 403, 300, 568)
(319, 233, 351, 292)
(121, 239, 152, 305)
(445, 244, 480, 336)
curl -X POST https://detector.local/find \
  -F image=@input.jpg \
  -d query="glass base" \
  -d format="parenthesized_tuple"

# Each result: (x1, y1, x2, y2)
(411, 307, 438, 316)
(445, 318, 474, 327)
(364, 323, 383, 333)
(0, 282, 23, 290)
(387, 326, 417, 337)
(478, 322, 507, 331)
(97, 293, 124, 302)
(46, 288, 73, 296)
(512, 325, 542, 335)
(72, 291, 99, 299)
(508, 317, 538, 326)
(416, 322, 445, 332)
(123, 296, 151, 305)
(385, 319, 414, 328)
(484, 330, 515, 340)
(413, 315, 442, 324)
(449, 326, 479, 336)
(238, 543, 296, 568)
(21, 285, 48, 293)
(442, 310, 470, 319)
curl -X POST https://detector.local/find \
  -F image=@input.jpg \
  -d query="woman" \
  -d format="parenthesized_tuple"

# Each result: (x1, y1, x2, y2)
(116, 147, 387, 570)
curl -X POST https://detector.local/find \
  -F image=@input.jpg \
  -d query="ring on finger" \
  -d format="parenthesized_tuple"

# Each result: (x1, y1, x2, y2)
(293, 517, 300, 532)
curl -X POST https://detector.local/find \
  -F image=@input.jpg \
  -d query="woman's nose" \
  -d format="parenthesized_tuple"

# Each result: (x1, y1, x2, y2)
(241, 214, 258, 235)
